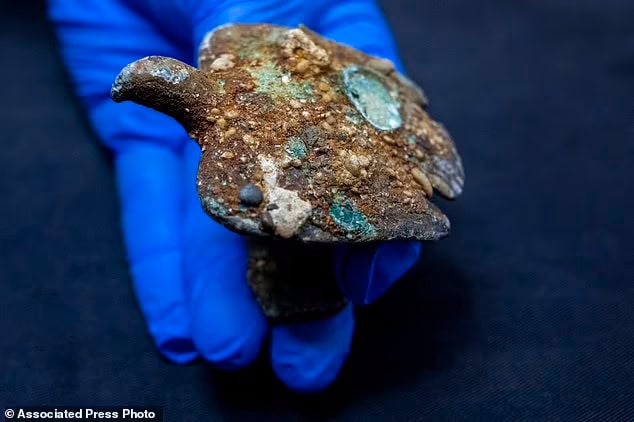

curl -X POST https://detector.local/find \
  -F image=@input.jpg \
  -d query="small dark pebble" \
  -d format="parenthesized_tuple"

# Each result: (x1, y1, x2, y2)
(266, 203, 279, 211)
(239, 183, 263, 207)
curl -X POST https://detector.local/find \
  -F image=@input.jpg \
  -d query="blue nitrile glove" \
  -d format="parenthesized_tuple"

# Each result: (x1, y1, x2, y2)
(49, 0, 422, 392)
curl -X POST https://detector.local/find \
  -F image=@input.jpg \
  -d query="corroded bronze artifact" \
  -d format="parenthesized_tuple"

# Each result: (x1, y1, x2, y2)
(111, 24, 464, 321)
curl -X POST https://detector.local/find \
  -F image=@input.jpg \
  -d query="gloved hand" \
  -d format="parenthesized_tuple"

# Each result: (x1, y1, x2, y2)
(49, 0, 422, 392)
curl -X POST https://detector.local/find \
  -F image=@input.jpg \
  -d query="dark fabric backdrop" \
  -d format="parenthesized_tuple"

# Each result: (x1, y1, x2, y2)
(1, 0, 633, 420)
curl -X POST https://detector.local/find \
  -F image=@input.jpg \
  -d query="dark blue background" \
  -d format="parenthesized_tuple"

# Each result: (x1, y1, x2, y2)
(1, 1, 633, 420)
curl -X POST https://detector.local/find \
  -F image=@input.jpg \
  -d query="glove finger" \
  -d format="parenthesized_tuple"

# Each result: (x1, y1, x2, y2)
(181, 141, 268, 370)
(116, 142, 198, 363)
(335, 242, 421, 305)
(49, 0, 192, 152)
(271, 304, 354, 393)
(316, 0, 404, 71)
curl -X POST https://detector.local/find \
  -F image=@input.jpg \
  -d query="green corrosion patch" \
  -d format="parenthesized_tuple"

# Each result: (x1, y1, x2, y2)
(342, 66, 402, 131)
(284, 136, 307, 159)
(329, 196, 376, 236)
(202, 196, 227, 217)
(248, 62, 313, 100)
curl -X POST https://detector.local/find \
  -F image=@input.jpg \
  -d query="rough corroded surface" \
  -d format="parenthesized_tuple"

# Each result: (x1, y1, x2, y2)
(112, 23, 464, 244)
(111, 24, 464, 321)
(247, 240, 347, 321)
